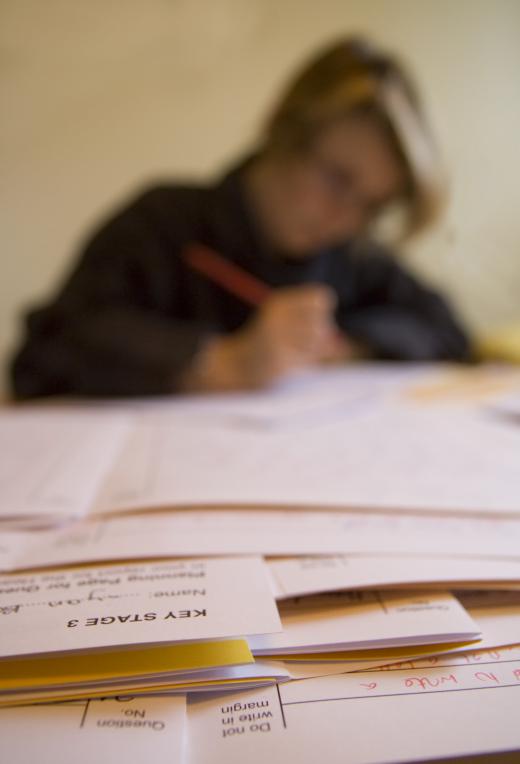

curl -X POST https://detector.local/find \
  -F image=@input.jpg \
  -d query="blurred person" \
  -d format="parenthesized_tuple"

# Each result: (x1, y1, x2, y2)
(11, 37, 471, 398)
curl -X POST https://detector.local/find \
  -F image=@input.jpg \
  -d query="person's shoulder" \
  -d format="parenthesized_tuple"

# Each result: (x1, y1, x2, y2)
(128, 155, 252, 214)
(88, 180, 214, 238)
(126, 179, 211, 214)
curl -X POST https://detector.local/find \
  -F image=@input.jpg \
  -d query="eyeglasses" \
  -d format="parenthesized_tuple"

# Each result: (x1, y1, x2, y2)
(307, 150, 403, 220)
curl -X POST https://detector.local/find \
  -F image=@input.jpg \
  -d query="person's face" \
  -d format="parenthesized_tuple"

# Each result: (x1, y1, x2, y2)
(272, 115, 407, 255)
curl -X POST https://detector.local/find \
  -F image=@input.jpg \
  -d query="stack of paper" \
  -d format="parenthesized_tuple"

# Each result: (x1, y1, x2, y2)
(250, 590, 480, 656)
(1, 364, 520, 529)
(0, 557, 283, 704)
(3, 509, 520, 570)
(1, 364, 520, 763)
(187, 644, 520, 764)
(268, 555, 520, 598)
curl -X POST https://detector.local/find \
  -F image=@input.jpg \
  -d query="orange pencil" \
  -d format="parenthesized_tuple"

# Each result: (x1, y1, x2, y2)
(183, 242, 344, 347)
(182, 243, 271, 307)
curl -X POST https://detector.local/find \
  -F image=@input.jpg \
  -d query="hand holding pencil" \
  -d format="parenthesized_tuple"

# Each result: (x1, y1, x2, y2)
(246, 283, 351, 377)
(180, 244, 355, 392)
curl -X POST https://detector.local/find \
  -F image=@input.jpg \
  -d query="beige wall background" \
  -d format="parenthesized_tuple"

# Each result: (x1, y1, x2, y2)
(2, 0, 519, 393)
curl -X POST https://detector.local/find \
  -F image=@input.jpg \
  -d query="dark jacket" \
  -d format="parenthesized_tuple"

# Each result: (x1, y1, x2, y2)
(10, 160, 471, 398)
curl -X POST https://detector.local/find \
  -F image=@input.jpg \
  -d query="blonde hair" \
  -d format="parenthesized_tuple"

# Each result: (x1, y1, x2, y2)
(263, 37, 446, 238)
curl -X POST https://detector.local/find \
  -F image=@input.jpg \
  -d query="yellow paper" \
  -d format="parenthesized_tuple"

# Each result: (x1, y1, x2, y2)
(477, 324, 520, 362)
(0, 673, 278, 707)
(406, 367, 519, 402)
(0, 639, 252, 691)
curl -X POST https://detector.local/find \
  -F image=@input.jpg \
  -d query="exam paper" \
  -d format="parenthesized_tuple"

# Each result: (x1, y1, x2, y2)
(249, 590, 479, 655)
(266, 591, 520, 668)
(3, 365, 520, 527)
(455, 589, 520, 652)
(0, 409, 131, 527)
(0, 557, 281, 658)
(381, 641, 520, 672)
(186, 654, 520, 763)
(281, 642, 520, 682)
(4, 509, 520, 574)
(268, 554, 520, 598)
(94, 394, 520, 517)
(0, 638, 255, 705)
(0, 655, 291, 706)
(0, 695, 186, 764)
(314, 589, 520, 661)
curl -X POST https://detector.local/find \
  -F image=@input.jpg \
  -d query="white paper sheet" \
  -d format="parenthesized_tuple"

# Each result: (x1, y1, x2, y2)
(380, 642, 520, 672)
(94, 394, 520, 517)
(0, 557, 281, 657)
(249, 590, 479, 655)
(0, 695, 186, 764)
(0, 659, 291, 706)
(282, 641, 520, 682)
(186, 657, 520, 763)
(268, 554, 520, 598)
(3, 365, 520, 527)
(3, 509, 520, 574)
(455, 590, 520, 652)
(0, 409, 131, 526)
(268, 591, 520, 677)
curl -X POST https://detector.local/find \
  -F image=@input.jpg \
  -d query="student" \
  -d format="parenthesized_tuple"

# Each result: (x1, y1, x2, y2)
(11, 37, 471, 398)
